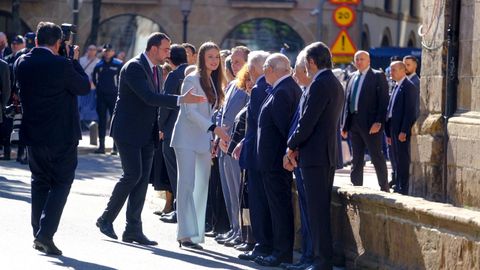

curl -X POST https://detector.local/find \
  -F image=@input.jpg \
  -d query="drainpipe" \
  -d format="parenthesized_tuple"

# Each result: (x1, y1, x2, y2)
(442, 0, 461, 203)
(396, 0, 402, 46)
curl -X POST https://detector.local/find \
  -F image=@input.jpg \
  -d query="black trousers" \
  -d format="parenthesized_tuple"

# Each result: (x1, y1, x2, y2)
(301, 165, 335, 270)
(261, 169, 293, 262)
(390, 130, 411, 195)
(349, 115, 389, 191)
(248, 168, 273, 255)
(162, 138, 177, 199)
(96, 94, 116, 140)
(206, 157, 230, 233)
(0, 116, 12, 153)
(28, 143, 78, 240)
(101, 140, 155, 232)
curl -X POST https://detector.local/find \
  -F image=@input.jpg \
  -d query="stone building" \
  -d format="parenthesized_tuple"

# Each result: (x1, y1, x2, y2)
(0, 0, 421, 63)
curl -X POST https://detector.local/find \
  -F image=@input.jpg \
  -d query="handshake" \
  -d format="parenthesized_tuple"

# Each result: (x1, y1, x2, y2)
(283, 149, 298, 172)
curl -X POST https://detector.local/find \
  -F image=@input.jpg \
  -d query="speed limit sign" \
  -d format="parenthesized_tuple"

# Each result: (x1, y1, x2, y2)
(332, 6, 356, 28)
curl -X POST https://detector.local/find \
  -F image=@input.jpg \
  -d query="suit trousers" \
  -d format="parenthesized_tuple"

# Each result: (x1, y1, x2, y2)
(162, 138, 178, 199)
(28, 143, 77, 240)
(101, 140, 154, 232)
(261, 169, 294, 262)
(247, 168, 273, 255)
(96, 94, 116, 139)
(174, 148, 211, 243)
(390, 130, 411, 195)
(206, 157, 230, 233)
(293, 168, 313, 262)
(218, 154, 242, 237)
(301, 165, 335, 270)
(349, 115, 389, 191)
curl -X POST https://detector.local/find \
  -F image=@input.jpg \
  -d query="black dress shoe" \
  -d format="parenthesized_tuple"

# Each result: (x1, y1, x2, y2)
(235, 242, 255, 251)
(214, 230, 233, 241)
(205, 230, 217, 238)
(178, 240, 203, 250)
(224, 236, 242, 247)
(96, 217, 118, 239)
(33, 238, 62, 255)
(94, 148, 105, 154)
(159, 211, 177, 223)
(122, 232, 158, 245)
(238, 251, 261, 261)
(255, 255, 285, 267)
(153, 210, 163, 216)
(216, 233, 237, 244)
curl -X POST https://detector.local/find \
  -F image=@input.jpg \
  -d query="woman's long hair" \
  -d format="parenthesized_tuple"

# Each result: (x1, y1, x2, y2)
(197, 42, 226, 109)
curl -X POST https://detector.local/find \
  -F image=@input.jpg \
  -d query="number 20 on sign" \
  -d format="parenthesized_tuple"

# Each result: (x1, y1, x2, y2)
(332, 6, 356, 28)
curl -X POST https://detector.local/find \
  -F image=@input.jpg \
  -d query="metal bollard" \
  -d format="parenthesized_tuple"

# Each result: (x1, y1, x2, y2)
(89, 121, 98, 145)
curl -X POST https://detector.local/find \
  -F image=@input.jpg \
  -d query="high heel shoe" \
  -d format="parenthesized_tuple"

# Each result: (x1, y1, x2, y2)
(178, 240, 203, 250)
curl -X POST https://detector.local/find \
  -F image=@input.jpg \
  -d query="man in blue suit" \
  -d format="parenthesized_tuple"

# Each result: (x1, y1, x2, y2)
(403, 55, 420, 119)
(286, 42, 345, 270)
(255, 53, 301, 267)
(385, 61, 418, 195)
(234, 50, 273, 261)
(96, 32, 205, 245)
(15, 22, 90, 255)
(157, 44, 189, 223)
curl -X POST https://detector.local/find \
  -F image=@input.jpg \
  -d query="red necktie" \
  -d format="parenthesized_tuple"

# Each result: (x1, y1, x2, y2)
(152, 66, 158, 91)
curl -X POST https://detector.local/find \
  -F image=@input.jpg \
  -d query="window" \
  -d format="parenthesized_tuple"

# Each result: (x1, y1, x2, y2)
(384, 0, 393, 13)
(221, 18, 304, 63)
(0, 11, 32, 40)
(96, 14, 162, 60)
(361, 25, 370, 50)
(381, 28, 392, 47)
(409, 0, 418, 17)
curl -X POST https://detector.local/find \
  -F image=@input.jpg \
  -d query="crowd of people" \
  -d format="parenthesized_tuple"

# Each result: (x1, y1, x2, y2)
(0, 21, 421, 270)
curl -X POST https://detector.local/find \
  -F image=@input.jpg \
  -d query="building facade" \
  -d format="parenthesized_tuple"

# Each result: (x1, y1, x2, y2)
(0, 0, 421, 63)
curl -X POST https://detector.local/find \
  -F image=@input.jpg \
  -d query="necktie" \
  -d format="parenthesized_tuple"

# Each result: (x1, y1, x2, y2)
(387, 84, 400, 119)
(349, 74, 361, 113)
(152, 66, 159, 92)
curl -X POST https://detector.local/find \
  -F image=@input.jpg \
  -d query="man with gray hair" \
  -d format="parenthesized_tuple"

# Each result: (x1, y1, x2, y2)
(236, 50, 274, 261)
(255, 53, 301, 267)
(0, 32, 12, 60)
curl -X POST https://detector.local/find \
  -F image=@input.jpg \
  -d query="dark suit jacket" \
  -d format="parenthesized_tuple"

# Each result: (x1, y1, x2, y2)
(288, 70, 345, 168)
(15, 48, 90, 146)
(385, 78, 418, 138)
(0, 59, 10, 123)
(158, 63, 187, 140)
(342, 68, 389, 132)
(408, 73, 420, 118)
(110, 53, 178, 147)
(257, 76, 301, 170)
(239, 76, 269, 170)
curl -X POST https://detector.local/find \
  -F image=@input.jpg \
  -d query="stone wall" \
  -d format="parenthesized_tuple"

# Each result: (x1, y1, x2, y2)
(332, 185, 480, 269)
(413, 0, 480, 208)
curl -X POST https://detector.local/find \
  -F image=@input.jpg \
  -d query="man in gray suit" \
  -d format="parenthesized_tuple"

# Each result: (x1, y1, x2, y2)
(96, 32, 205, 245)
(215, 46, 250, 246)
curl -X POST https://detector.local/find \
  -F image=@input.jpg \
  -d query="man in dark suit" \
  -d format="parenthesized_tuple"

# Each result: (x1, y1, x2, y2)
(341, 50, 390, 192)
(234, 50, 273, 261)
(15, 22, 90, 255)
(286, 42, 345, 270)
(96, 32, 205, 245)
(255, 53, 301, 267)
(157, 44, 188, 223)
(403, 55, 420, 119)
(385, 61, 418, 195)
(0, 58, 11, 159)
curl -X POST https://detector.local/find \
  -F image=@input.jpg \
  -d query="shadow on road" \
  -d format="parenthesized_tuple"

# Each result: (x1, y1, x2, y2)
(0, 176, 31, 204)
(104, 239, 257, 270)
(47, 255, 117, 270)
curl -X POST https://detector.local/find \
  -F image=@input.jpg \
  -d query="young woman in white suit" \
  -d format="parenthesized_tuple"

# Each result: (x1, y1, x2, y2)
(170, 42, 230, 249)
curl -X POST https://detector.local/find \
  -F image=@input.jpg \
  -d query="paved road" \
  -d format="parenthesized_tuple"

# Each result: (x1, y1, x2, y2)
(0, 139, 384, 269)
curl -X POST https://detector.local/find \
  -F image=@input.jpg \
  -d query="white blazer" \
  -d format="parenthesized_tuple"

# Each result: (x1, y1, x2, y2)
(170, 71, 214, 153)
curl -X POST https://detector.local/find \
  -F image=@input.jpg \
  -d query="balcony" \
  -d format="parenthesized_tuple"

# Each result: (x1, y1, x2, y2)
(230, 0, 296, 9)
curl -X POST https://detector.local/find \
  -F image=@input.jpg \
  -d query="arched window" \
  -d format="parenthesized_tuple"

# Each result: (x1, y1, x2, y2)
(221, 18, 304, 63)
(361, 25, 370, 50)
(96, 14, 162, 60)
(0, 11, 32, 40)
(381, 28, 392, 47)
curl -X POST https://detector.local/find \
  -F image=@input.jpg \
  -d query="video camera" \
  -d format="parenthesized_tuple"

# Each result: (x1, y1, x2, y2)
(58, 23, 77, 59)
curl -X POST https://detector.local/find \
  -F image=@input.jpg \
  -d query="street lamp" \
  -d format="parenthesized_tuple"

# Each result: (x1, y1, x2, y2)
(180, 0, 193, 43)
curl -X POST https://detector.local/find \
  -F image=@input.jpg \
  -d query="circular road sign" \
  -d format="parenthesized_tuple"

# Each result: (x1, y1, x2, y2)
(333, 6, 356, 28)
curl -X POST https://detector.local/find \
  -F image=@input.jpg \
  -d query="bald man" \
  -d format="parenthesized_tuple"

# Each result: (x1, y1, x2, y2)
(385, 61, 418, 195)
(341, 50, 390, 192)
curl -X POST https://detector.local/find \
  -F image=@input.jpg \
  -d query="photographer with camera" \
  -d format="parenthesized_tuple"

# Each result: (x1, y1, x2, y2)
(15, 21, 90, 255)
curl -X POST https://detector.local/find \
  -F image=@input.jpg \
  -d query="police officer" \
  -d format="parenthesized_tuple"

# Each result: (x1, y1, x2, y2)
(92, 43, 122, 154)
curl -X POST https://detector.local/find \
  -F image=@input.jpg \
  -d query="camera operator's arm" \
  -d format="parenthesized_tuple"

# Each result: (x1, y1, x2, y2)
(0, 60, 11, 110)
(64, 45, 90, 96)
